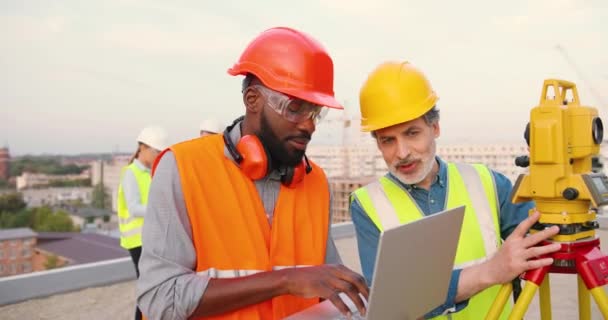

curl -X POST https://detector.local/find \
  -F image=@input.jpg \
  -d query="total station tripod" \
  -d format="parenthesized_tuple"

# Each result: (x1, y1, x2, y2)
(485, 79, 608, 320)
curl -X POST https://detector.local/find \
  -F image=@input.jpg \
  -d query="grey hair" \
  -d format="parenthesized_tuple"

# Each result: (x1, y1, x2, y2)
(370, 105, 440, 138)
(422, 106, 440, 125)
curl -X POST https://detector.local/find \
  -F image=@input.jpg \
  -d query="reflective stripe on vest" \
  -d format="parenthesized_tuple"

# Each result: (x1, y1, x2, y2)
(197, 265, 312, 278)
(117, 162, 150, 249)
(352, 162, 510, 320)
(453, 163, 499, 263)
(171, 134, 330, 320)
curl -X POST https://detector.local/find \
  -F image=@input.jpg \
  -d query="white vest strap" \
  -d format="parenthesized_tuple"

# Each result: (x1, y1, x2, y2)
(453, 163, 499, 259)
(197, 265, 311, 278)
(365, 180, 402, 230)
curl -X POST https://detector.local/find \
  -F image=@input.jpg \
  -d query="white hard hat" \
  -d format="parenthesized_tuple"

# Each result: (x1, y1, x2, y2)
(137, 126, 169, 151)
(199, 118, 223, 134)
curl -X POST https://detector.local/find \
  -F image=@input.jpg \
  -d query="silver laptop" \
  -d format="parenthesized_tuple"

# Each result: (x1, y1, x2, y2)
(285, 205, 466, 320)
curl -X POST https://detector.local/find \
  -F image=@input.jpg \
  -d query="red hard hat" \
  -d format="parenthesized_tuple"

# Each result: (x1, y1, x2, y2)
(228, 27, 343, 109)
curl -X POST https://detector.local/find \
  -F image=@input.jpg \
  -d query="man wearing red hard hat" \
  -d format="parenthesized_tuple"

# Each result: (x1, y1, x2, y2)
(137, 27, 369, 320)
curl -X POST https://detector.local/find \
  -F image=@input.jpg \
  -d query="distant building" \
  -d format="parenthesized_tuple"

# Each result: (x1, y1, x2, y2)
(35, 232, 128, 266)
(437, 143, 529, 182)
(329, 177, 376, 223)
(90, 155, 130, 211)
(66, 207, 117, 231)
(16, 171, 90, 190)
(0, 227, 128, 278)
(309, 142, 530, 183)
(0, 147, 9, 180)
(307, 145, 385, 178)
(0, 228, 37, 278)
(21, 187, 93, 208)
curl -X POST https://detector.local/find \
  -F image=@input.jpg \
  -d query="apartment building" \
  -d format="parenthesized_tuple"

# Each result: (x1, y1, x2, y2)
(0, 147, 9, 180)
(90, 155, 130, 211)
(21, 187, 93, 208)
(16, 171, 91, 190)
(437, 143, 530, 182)
(0, 228, 37, 277)
(329, 177, 376, 223)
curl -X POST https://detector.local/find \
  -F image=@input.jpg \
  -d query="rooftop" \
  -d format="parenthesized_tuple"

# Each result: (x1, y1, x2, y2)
(68, 207, 113, 218)
(36, 232, 128, 265)
(2, 224, 608, 319)
(0, 228, 37, 241)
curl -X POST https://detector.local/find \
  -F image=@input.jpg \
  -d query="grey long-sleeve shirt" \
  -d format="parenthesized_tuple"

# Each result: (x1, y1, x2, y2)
(120, 159, 149, 218)
(137, 124, 341, 320)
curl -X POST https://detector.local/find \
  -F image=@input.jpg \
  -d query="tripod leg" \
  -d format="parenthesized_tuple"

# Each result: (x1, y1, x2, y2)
(589, 287, 608, 319)
(485, 282, 512, 320)
(509, 281, 539, 320)
(539, 276, 552, 320)
(578, 275, 591, 320)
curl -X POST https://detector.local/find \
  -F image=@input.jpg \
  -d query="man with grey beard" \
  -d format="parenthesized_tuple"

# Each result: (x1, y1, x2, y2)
(350, 61, 561, 319)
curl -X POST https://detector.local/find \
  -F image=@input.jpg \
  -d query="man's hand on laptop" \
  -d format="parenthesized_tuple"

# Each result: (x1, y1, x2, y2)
(280, 264, 369, 317)
(482, 211, 561, 284)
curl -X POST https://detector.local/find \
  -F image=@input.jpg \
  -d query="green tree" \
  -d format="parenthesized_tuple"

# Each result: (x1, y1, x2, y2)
(0, 192, 27, 213)
(11, 210, 33, 228)
(0, 209, 34, 229)
(31, 207, 76, 232)
(91, 183, 111, 210)
(10, 156, 87, 176)
(48, 178, 91, 187)
(45, 254, 59, 270)
(65, 198, 85, 208)
(0, 206, 76, 231)
(46, 210, 76, 232)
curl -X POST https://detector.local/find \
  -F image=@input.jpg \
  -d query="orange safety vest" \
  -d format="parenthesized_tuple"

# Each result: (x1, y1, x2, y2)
(170, 134, 330, 320)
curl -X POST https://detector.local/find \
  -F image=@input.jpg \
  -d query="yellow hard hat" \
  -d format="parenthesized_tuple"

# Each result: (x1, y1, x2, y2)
(359, 61, 439, 132)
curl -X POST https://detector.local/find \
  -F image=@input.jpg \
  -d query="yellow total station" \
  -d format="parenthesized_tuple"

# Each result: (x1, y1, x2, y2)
(512, 79, 606, 242)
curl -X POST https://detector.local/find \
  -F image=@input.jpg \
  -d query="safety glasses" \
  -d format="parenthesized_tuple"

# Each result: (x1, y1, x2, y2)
(253, 85, 328, 124)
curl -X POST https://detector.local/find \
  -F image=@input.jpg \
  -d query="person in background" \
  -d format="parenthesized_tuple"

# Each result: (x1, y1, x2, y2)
(117, 125, 168, 320)
(199, 118, 224, 137)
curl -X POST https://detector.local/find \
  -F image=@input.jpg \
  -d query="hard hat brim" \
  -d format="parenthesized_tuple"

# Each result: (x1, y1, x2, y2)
(228, 67, 343, 109)
(278, 88, 343, 109)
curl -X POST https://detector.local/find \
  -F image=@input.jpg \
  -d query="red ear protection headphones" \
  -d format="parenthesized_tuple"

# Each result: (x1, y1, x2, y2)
(222, 117, 312, 188)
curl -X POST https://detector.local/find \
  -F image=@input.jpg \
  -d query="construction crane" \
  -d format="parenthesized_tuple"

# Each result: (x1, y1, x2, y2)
(555, 44, 607, 172)
(555, 44, 607, 109)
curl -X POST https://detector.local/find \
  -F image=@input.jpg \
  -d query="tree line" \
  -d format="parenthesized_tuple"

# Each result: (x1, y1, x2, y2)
(9, 156, 89, 176)
(0, 193, 78, 232)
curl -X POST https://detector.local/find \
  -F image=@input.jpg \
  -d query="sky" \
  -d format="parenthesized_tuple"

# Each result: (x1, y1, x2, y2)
(1, 0, 607, 155)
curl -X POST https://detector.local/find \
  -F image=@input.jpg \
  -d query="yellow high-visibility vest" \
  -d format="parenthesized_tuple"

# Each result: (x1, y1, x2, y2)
(352, 163, 511, 319)
(117, 162, 150, 249)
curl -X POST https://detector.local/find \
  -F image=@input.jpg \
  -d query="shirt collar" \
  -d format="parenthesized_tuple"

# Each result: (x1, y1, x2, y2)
(387, 156, 446, 191)
(133, 158, 150, 172)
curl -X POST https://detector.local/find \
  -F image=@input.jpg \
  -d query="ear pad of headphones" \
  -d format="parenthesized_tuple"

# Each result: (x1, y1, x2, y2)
(235, 135, 270, 180)
(281, 160, 307, 188)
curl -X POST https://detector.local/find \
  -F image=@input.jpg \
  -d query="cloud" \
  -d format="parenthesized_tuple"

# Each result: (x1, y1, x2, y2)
(316, 0, 399, 17)
(0, 15, 68, 46)
(491, 0, 594, 31)
(97, 12, 250, 57)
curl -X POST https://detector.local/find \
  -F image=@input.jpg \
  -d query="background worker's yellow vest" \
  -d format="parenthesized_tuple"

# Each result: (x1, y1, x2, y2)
(352, 163, 512, 319)
(117, 162, 150, 249)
